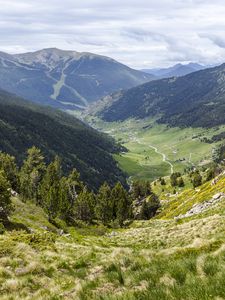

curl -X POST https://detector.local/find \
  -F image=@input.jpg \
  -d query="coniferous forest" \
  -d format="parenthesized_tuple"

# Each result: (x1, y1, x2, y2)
(0, 147, 160, 228)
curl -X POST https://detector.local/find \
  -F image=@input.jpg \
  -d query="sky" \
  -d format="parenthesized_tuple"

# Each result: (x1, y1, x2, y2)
(1, 0, 225, 69)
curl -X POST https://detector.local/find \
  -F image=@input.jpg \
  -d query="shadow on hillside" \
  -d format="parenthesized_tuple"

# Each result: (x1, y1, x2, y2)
(3, 220, 30, 233)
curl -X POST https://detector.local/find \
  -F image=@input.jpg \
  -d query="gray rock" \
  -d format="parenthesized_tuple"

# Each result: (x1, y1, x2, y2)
(213, 192, 224, 200)
(175, 192, 225, 219)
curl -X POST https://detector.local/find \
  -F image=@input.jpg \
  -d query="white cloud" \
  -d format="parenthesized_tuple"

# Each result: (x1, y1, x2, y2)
(0, 0, 225, 68)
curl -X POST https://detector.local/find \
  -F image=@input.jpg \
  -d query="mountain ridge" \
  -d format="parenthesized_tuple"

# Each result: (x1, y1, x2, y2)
(0, 48, 154, 110)
(96, 63, 225, 128)
(142, 62, 206, 78)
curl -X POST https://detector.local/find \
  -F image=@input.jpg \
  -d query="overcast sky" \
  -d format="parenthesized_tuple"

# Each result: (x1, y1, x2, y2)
(1, 0, 225, 68)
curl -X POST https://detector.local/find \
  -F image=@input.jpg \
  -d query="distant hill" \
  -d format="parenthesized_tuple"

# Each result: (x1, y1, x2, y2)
(0, 48, 154, 110)
(97, 63, 225, 128)
(142, 63, 206, 78)
(0, 89, 126, 190)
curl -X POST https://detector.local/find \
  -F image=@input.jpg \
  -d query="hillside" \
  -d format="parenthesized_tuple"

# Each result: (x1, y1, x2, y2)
(0, 89, 126, 190)
(1, 170, 225, 299)
(97, 63, 225, 128)
(0, 48, 154, 110)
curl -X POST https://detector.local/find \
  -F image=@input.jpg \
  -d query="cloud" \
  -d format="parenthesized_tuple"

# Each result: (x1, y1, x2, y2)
(0, 0, 225, 68)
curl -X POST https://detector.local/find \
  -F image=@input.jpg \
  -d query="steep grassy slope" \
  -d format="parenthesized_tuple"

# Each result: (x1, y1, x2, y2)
(0, 48, 154, 110)
(157, 172, 225, 220)
(0, 90, 126, 190)
(98, 63, 225, 128)
(1, 174, 225, 299)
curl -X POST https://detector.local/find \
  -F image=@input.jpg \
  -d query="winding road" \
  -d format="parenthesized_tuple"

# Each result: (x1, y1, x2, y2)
(148, 145, 174, 174)
(134, 138, 174, 175)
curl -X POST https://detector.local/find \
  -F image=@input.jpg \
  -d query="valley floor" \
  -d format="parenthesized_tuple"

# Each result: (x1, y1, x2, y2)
(85, 116, 225, 182)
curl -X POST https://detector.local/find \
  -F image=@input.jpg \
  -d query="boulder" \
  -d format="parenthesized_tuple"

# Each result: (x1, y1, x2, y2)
(213, 192, 224, 200)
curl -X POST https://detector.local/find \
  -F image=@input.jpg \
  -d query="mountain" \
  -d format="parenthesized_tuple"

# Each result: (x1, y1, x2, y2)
(0, 48, 154, 110)
(97, 63, 225, 128)
(0, 89, 127, 190)
(142, 63, 206, 78)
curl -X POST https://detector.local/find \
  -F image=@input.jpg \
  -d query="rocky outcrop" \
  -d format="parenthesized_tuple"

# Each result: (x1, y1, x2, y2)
(132, 197, 146, 219)
(175, 192, 225, 219)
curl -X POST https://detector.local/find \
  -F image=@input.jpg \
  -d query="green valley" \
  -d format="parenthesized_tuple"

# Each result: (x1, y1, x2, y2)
(85, 116, 223, 182)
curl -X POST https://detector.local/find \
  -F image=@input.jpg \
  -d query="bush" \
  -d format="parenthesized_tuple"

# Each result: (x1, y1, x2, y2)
(0, 222, 5, 234)
(192, 173, 202, 188)
(0, 171, 12, 222)
(140, 195, 160, 220)
(170, 172, 181, 187)
(177, 177, 185, 187)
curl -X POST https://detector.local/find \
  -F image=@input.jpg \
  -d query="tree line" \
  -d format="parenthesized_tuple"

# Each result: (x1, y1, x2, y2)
(0, 147, 160, 227)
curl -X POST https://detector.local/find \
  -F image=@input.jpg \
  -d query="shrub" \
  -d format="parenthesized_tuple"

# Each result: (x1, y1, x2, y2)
(0, 222, 5, 234)
(0, 171, 12, 222)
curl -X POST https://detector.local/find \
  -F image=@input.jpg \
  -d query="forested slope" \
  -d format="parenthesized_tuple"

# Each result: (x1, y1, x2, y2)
(0, 90, 126, 189)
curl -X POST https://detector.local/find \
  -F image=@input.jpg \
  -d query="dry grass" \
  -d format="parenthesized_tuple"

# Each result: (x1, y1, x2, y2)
(1, 179, 225, 299)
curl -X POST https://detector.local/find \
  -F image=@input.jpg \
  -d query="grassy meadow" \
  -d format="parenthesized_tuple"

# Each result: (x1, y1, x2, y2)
(85, 116, 224, 181)
(1, 173, 225, 299)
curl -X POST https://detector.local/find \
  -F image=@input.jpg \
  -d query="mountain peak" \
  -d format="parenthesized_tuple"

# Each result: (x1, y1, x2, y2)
(0, 48, 154, 110)
(141, 62, 206, 78)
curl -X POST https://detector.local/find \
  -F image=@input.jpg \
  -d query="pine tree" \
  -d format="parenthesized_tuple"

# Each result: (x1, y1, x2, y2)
(170, 172, 181, 187)
(139, 194, 160, 220)
(19, 147, 46, 202)
(206, 166, 216, 181)
(40, 156, 62, 220)
(74, 188, 95, 223)
(0, 171, 12, 222)
(131, 180, 141, 198)
(111, 182, 131, 226)
(192, 173, 202, 188)
(143, 181, 152, 196)
(66, 169, 84, 207)
(60, 169, 84, 221)
(139, 200, 149, 220)
(0, 152, 18, 190)
(131, 180, 152, 198)
(95, 182, 113, 225)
